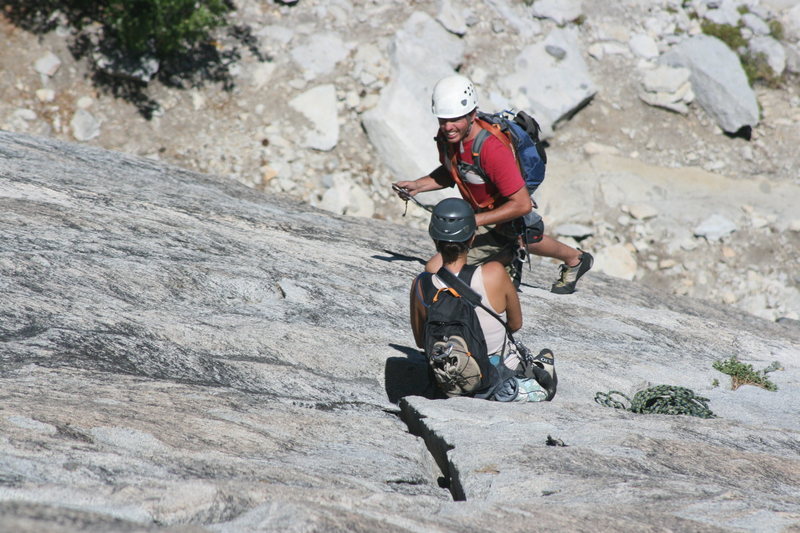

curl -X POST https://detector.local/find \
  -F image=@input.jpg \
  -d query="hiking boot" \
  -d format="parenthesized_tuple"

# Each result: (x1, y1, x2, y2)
(551, 251, 593, 295)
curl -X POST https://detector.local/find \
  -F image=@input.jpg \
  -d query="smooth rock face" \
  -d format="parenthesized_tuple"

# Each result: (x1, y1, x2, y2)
(1, 132, 799, 532)
(5, 0, 800, 325)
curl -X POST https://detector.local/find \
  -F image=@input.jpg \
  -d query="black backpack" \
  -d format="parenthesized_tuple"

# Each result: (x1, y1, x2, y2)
(418, 265, 503, 398)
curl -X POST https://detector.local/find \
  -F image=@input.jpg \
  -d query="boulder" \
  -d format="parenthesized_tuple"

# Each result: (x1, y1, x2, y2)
(594, 242, 638, 280)
(629, 33, 659, 59)
(289, 32, 350, 80)
(694, 213, 738, 241)
(703, 0, 742, 26)
(70, 109, 101, 142)
(33, 52, 61, 77)
(782, 3, 800, 42)
(288, 84, 339, 151)
(362, 11, 463, 202)
(749, 36, 787, 76)
(499, 27, 597, 132)
(436, 0, 469, 36)
(530, 0, 584, 25)
(660, 35, 759, 134)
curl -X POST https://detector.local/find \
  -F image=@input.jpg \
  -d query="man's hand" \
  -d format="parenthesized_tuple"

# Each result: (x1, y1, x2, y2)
(392, 170, 449, 200)
(392, 182, 413, 200)
(391, 174, 447, 215)
(392, 182, 435, 215)
(392, 181, 420, 199)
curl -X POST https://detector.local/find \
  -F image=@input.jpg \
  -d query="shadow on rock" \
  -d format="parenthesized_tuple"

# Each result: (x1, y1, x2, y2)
(384, 344, 443, 403)
(372, 250, 427, 265)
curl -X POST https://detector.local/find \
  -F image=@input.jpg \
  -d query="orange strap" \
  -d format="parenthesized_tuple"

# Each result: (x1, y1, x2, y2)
(432, 287, 461, 303)
(438, 118, 514, 211)
(475, 117, 514, 153)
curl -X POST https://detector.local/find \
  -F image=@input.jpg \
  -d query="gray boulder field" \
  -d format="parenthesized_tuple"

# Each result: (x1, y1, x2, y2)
(1, 131, 799, 532)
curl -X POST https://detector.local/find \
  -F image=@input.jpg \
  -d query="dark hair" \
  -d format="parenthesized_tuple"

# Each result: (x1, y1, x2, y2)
(435, 240, 469, 264)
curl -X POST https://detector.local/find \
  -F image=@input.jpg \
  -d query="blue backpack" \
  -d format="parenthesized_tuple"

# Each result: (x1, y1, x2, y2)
(471, 109, 547, 195)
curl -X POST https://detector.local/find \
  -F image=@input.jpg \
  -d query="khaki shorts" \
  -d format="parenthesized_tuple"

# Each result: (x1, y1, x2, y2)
(467, 224, 518, 269)
(467, 215, 545, 282)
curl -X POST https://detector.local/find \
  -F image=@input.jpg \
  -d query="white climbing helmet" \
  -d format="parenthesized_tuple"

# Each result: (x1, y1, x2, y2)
(431, 74, 478, 119)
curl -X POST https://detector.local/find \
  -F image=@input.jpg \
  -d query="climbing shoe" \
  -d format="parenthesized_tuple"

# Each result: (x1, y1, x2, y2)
(551, 251, 593, 294)
(516, 345, 557, 401)
(529, 349, 557, 401)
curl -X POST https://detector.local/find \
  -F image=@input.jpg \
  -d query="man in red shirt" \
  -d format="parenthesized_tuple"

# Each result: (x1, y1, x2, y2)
(394, 74, 593, 294)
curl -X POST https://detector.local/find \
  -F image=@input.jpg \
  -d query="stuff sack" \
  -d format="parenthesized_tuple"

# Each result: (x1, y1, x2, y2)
(418, 265, 501, 397)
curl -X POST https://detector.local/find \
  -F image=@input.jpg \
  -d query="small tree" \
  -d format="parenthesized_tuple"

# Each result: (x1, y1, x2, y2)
(7, 0, 233, 58)
(101, 0, 232, 56)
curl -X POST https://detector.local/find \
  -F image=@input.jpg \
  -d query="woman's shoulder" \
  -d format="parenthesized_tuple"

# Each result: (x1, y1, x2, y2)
(480, 261, 507, 278)
(480, 261, 513, 291)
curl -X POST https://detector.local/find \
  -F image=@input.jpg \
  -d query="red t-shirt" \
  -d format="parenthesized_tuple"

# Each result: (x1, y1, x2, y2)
(446, 133, 525, 209)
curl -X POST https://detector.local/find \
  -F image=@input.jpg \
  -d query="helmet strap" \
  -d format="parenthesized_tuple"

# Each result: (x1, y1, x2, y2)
(464, 110, 478, 142)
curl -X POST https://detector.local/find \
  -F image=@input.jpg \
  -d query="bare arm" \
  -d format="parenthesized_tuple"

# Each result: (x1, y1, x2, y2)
(409, 277, 426, 348)
(474, 186, 531, 227)
(481, 261, 522, 332)
(394, 166, 452, 197)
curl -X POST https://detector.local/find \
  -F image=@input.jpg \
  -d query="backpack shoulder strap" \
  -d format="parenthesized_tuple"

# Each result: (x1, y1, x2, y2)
(470, 118, 516, 209)
(436, 265, 515, 342)
(470, 129, 491, 177)
(458, 263, 478, 285)
(437, 133, 487, 209)
(474, 117, 514, 153)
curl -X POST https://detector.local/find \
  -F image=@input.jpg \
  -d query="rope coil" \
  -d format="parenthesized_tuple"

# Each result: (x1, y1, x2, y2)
(595, 385, 716, 419)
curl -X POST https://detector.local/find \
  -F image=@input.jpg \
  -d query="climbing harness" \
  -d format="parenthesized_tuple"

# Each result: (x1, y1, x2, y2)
(594, 385, 716, 419)
(392, 184, 433, 216)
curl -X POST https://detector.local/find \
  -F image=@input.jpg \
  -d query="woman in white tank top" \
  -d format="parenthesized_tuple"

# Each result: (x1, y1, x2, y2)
(409, 198, 552, 402)
(427, 264, 520, 371)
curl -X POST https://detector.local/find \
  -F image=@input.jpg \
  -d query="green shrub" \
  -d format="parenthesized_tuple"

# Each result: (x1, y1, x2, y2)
(106, 0, 232, 55)
(741, 51, 782, 87)
(768, 19, 785, 41)
(712, 356, 781, 391)
(9, 0, 233, 58)
(699, 20, 787, 87)
(701, 21, 747, 50)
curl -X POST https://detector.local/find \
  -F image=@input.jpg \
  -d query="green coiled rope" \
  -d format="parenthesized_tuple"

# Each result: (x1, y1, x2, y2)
(594, 384, 716, 419)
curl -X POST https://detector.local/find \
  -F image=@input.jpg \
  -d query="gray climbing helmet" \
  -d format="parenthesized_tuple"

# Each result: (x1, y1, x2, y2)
(428, 198, 476, 243)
